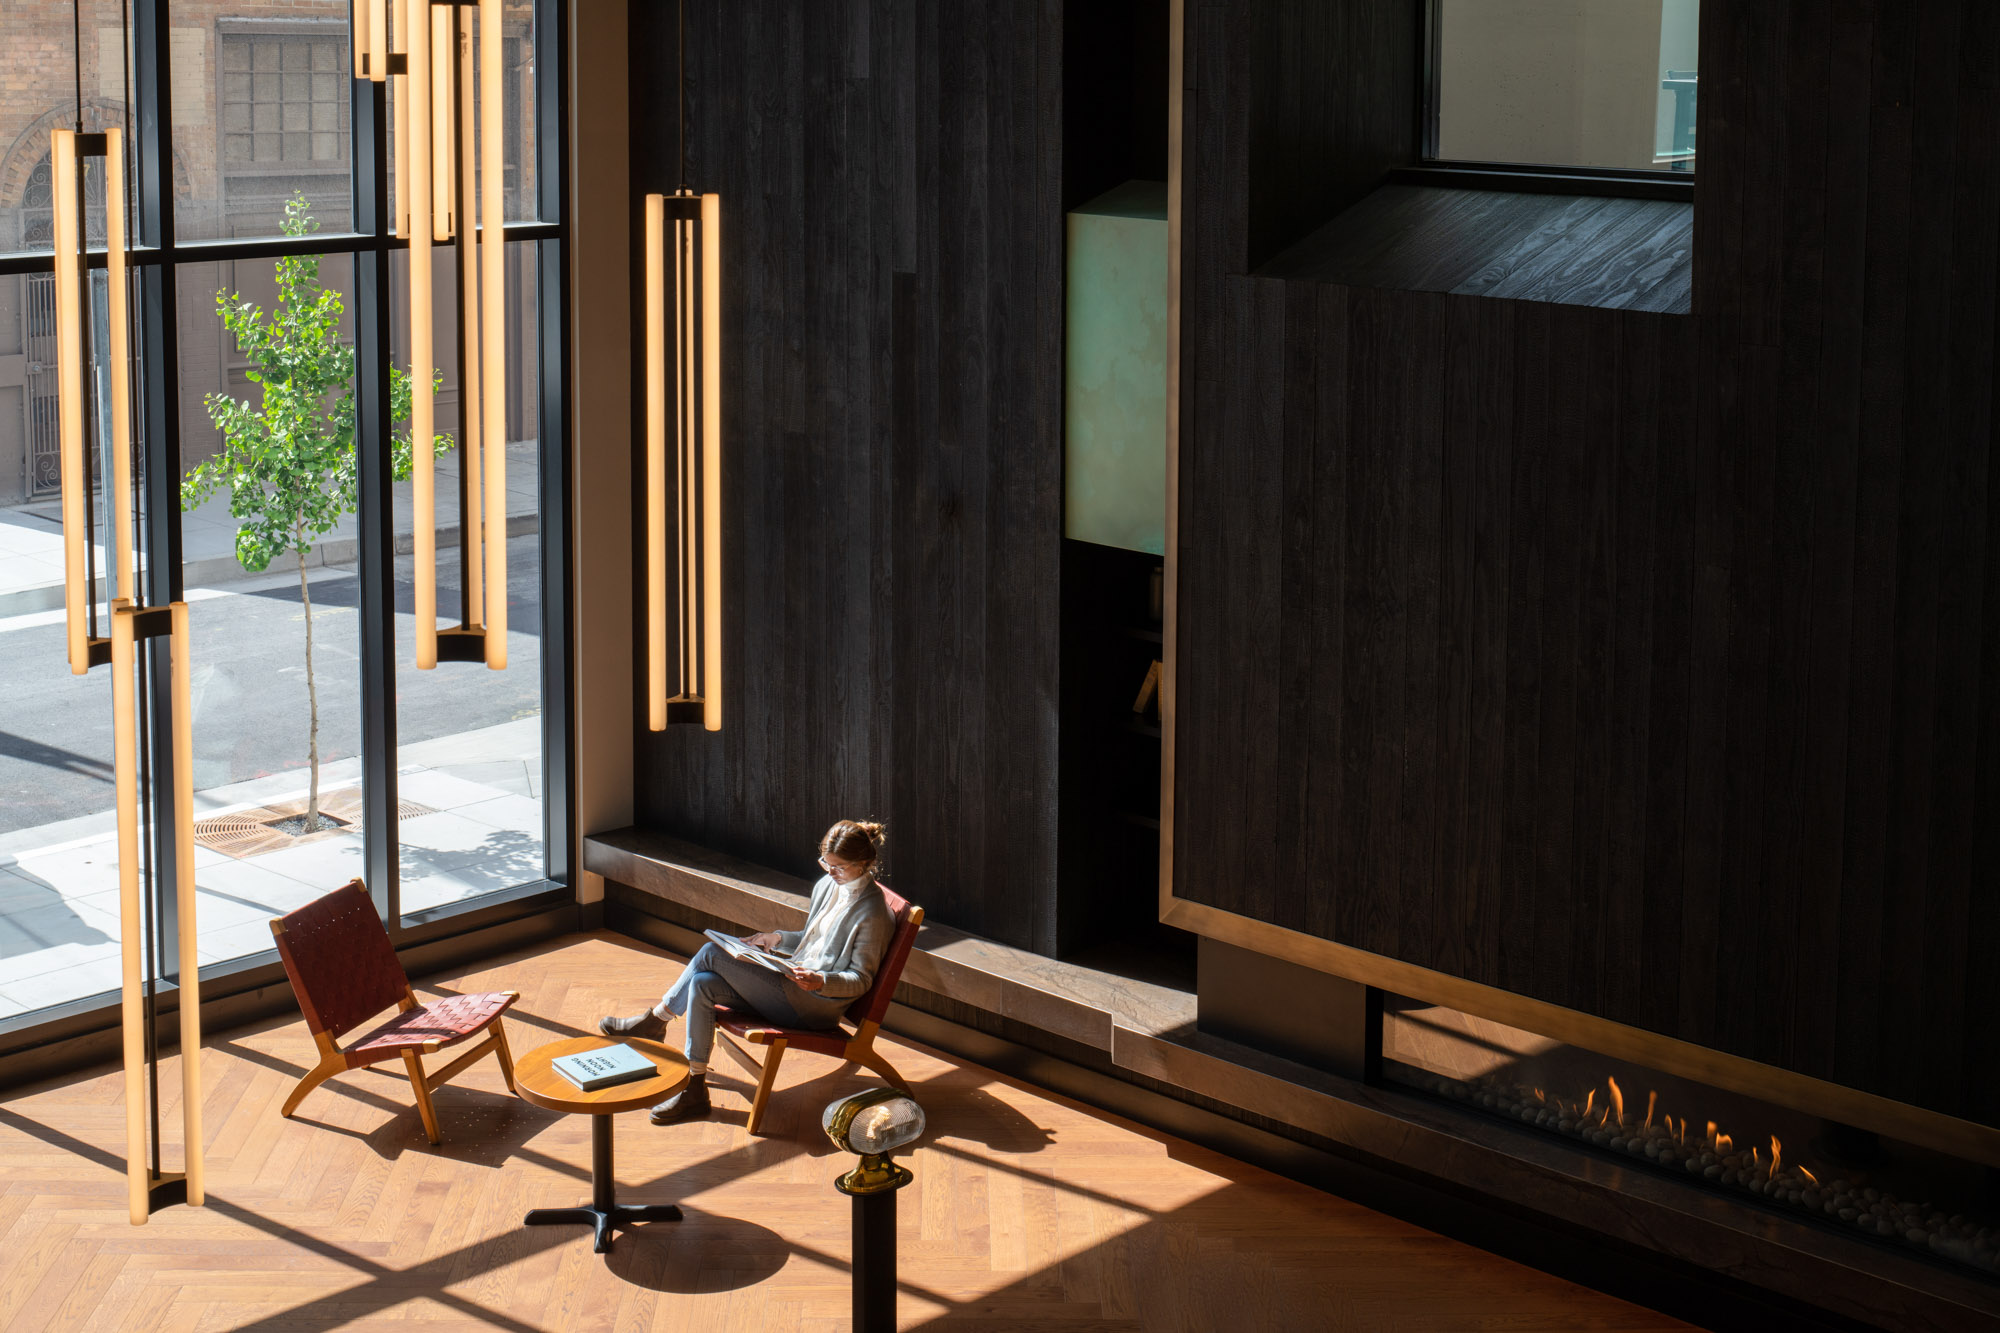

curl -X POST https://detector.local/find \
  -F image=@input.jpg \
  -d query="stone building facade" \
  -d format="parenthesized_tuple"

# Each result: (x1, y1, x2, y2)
(0, 0, 538, 507)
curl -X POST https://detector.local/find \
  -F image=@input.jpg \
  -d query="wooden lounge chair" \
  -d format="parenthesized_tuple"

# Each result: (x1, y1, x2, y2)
(715, 886, 924, 1134)
(268, 879, 518, 1144)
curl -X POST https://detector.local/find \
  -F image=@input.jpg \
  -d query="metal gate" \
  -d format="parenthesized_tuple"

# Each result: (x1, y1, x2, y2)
(25, 271, 58, 498)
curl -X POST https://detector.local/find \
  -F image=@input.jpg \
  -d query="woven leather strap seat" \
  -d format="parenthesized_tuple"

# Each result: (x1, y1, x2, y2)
(347, 991, 520, 1064)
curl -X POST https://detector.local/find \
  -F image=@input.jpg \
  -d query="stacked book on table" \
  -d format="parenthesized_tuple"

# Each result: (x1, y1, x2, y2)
(552, 1043, 659, 1091)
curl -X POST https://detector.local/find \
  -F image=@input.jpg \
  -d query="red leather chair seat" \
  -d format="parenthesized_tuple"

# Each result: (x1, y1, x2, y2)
(346, 991, 519, 1065)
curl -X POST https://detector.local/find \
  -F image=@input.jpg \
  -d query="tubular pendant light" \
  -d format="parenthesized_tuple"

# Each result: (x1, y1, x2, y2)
(51, 112, 202, 1222)
(353, 0, 369, 76)
(373, 0, 508, 669)
(407, 0, 436, 668)
(700, 192, 722, 729)
(392, 0, 410, 238)
(111, 604, 143, 1224)
(51, 130, 86, 674)
(478, 0, 507, 666)
(644, 195, 667, 729)
(369, 0, 389, 84)
(170, 601, 204, 1207)
(430, 3, 453, 241)
(456, 8, 484, 633)
(644, 0, 723, 731)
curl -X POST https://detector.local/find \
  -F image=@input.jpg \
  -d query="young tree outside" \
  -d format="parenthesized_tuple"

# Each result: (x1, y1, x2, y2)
(183, 194, 451, 833)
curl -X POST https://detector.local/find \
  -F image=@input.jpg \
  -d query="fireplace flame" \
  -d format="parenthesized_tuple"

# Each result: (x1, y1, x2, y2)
(1644, 1090, 1656, 1131)
(1769, 1135, 1782, 1180)
(1800, 1166, 1817, 1187)
(1608, 1076, 1625, 1125)
(1717, 1133, 1733, 1154)
(1584, 1089, 1596, 1120)
(1705, 1119, 1718, 1147)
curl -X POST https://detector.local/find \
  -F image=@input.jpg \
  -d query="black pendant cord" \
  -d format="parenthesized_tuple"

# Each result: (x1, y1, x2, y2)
(677, 0, 688, 189)
(73, 0, 83, 132)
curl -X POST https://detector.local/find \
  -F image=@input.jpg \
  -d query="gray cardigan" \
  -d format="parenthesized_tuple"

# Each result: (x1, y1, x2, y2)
(775, 874, 895, 1000)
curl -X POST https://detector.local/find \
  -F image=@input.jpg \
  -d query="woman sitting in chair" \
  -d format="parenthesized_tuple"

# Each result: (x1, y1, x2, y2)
(600, 819, 894, 1124)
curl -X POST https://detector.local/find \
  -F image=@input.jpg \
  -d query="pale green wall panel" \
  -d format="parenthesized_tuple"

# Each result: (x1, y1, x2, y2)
(1065, 181, 1168, 555)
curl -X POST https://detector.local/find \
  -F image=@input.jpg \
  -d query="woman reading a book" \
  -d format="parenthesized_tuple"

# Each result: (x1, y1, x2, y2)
(599, 819, 896, 1124)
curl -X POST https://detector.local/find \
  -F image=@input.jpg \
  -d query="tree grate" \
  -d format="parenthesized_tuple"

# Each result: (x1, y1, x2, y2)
(191, 789, 436, 858)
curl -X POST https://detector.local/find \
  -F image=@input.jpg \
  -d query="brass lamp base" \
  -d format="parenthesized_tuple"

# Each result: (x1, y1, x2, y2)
(834, 1153, 912, 1197)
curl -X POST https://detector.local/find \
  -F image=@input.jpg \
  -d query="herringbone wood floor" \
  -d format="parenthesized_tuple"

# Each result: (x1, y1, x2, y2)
(0, 932, 1687, 1331)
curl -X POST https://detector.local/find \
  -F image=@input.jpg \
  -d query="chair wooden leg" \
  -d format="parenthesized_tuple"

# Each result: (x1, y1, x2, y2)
(489, 1018, 517, 1093)
(402, 1051, 442, 1144)
(854, 1047, 910, 1092)
(280, 1054, 346, 1119)
(715, 1031, 764, 1078)
(746, 1038, 786, 1136)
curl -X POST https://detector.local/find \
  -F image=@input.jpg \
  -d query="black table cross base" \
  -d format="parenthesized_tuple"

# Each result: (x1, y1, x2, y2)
(524, 1113, 682, 1253)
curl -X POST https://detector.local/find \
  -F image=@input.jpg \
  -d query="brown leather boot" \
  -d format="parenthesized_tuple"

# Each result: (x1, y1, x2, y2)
(648, 1075, 711, 1125)
(598, 1010, 667, 1041)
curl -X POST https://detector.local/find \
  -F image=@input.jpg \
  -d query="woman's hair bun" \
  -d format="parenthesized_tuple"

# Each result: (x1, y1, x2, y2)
(822, 818, 887, 864)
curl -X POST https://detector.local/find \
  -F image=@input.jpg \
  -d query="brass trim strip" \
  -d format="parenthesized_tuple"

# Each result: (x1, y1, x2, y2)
(1159, 895, 2000, 1169)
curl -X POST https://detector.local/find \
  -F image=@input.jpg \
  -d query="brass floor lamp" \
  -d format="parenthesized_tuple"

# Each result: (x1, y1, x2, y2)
(50, 123, 204, 1225)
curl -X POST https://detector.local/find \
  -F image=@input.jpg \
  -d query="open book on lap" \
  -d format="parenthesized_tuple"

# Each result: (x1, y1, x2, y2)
(703, 929, 792, 975)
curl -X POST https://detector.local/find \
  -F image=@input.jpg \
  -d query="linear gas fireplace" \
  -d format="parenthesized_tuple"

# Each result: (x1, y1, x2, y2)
(1381, 996, 2000, 1284)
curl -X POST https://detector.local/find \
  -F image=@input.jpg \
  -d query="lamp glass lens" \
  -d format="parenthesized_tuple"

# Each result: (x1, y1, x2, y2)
(850, 1098, 925, 1154)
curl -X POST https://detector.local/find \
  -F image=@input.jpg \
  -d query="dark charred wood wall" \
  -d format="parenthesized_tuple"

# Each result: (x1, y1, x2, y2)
(1176, 0, 2000, 1124)
(629, 1, 1065, 951)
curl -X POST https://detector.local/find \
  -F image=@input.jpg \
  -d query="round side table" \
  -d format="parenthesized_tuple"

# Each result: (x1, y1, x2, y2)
(515, 1035, 689, 1253)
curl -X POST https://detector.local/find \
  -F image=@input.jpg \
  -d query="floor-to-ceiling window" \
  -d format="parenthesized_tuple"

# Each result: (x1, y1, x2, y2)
(0, 0, 568, 1025)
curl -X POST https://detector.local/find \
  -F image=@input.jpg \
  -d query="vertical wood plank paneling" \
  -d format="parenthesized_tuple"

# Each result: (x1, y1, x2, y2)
(634, 0, 1062, 951)
(1494, 301, 1547, 998)
(1566, 309, 1620, 1022)
(1272, 281, 1320, 936)
(1302, 282, 1351, 944)
(1175, 0, 2000, 1123)
(1396, 293, 1445, 972)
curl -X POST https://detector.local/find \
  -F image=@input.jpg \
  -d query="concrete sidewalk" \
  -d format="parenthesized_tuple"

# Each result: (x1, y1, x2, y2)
(0, 715, 544, 1021)
(0, 439, 541, 615)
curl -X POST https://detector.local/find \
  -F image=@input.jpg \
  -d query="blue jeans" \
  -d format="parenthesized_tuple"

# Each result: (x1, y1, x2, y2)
(652, 943, 847, 1065)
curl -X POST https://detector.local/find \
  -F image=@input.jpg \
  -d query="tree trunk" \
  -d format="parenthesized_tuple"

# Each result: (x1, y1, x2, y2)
(298, 543, 320, 833)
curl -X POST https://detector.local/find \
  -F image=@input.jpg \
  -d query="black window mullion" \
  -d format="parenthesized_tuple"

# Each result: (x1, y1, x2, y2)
(134, 0, 188, 989)
(352, 65, 400, 931)
(536, 0, 573, 887)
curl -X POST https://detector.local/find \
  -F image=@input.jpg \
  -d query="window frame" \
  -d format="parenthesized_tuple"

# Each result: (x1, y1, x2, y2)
(0, 0, 575, 1064)
(1414, 0, 1697, 201)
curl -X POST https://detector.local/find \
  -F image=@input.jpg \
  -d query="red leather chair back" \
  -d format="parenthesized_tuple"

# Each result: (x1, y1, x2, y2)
(846, 884, 923, 1028)
(270, 879, 410, 1041)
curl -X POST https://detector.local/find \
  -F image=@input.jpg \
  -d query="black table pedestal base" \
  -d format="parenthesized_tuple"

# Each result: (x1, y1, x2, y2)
(525, 1202, 684, 1253)
(524, 1110, 680, 1253)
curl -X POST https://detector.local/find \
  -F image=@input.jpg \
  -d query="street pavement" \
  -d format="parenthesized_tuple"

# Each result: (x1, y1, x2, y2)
(0, 534, 545, 835)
